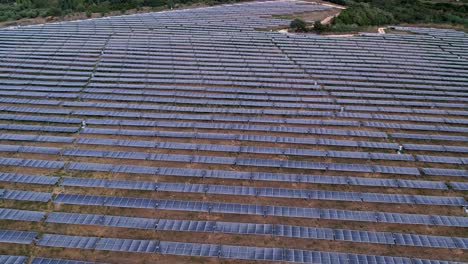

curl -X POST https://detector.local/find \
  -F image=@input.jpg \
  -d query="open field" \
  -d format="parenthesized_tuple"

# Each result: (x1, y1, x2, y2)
(0, 0, 467, 263)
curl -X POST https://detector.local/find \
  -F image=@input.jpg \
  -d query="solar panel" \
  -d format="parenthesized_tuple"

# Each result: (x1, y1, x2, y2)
(0, 173, 59, 185)
(393, 233, 458, 249)
(422, 168, 468, 177)
(397, 180, 447, 190)
(31, 258, 102, 264)
(0, 255, 28, 264)
(416, 155, 462, 164)
(95, 238, 159, 253)
(334, 229, 394, 244)
(449, 182, 468, 191)
(0, 229, 37, 244)
(411, 258, 467, 264)
(37, 234, 98, 249)
(1, 189, 52, 202)
(348, 254, 412, 264)
(0, 208, 45, 222)
(159, 241, 219, 257)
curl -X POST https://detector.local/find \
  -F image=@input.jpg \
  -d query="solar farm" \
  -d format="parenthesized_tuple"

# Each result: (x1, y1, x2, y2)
(0, 0, 467, 263)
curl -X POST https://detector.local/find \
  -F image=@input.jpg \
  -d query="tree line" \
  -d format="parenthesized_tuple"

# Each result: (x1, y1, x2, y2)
(290, 0, 467, 33)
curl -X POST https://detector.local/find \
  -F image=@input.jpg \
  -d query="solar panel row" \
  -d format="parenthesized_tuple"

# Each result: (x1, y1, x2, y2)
(44, 211, 468, 249)
(33, 233, 466, 264)
(61, 148, 424, 175)
(53, 193, 468, 227)
(60, 177, 466, 206)
(0, 170, 448, 191)
(81, 127, 468, 153)
(63, 106, 468, 128)
(76, 137, 449, 163)
(61, 98, 468, 116)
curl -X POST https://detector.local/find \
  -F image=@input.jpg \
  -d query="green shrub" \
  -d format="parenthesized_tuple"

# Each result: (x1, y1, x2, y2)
(0, 10, 14, 21)
(313, 20, 328, 32)
(330, 23, 360, 32)
(332, 2, 394, 26)
(75, 3, 85, 12)
(326, 0, 347, 5)
(47, 6, 62, 16)
(290, 18, 308, 32)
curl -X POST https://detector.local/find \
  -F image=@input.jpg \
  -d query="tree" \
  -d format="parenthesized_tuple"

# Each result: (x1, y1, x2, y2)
(289, 18, 307, 32)
(313, 20, 328, 32)
(167, 0, 174, 9)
